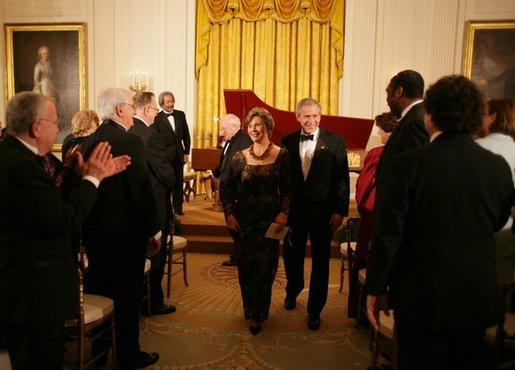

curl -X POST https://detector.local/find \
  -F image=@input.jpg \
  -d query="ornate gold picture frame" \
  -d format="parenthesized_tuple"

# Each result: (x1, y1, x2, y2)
(4, 23, 87, 145)
(462, 20, 515, 99)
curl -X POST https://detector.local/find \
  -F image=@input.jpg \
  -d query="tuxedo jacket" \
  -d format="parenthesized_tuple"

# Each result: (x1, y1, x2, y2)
(212, 129, 253, 184)
(129, 118, 176, 223)
(376, 102, 428, 179)
(281, 128, 350, 229)
(0, 134, 98, 324)
(80, 119, 159, 243)
(365, 133, 514, 331)
(152, 110, 191, 165)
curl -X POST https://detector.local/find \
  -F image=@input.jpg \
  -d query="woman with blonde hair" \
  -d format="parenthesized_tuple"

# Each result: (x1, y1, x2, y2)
(62, 109, 100, 156)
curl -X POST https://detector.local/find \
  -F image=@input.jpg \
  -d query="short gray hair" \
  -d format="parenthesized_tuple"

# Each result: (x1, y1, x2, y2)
(97, 87, 133, 120)
(221, 113, 241, 128)
(296, 98, 321, 118)
(6, 92, 49, 135)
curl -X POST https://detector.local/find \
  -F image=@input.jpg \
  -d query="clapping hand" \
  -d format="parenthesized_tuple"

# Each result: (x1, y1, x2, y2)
(76, 142, 131, 182)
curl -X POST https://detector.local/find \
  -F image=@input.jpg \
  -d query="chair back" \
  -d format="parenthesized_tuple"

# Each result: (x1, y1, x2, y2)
(65, 243, 116, 369)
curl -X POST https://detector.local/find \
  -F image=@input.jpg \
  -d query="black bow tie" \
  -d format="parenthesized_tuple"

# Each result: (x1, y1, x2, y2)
(300, 134, 314, 142)
(166, 113, 173, 117)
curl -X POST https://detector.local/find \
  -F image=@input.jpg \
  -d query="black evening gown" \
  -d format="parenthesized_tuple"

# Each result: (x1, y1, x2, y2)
(223, 148, 291, 323)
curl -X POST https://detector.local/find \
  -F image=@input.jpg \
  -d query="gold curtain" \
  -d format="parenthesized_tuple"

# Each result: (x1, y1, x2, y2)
(195, 0, 344, 147)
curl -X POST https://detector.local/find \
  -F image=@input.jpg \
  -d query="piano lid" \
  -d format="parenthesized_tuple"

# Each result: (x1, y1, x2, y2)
(224, 89, 374, 150)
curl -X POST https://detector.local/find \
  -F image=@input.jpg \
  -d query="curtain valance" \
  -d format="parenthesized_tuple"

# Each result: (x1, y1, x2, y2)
(202, 0, 340, 23)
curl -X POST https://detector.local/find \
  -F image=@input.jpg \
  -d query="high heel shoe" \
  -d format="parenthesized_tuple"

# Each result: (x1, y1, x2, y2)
(249, 322, 261, 336)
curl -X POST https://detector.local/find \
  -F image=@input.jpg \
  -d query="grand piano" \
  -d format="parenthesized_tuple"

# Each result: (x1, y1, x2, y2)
(192, 89, 374, 171)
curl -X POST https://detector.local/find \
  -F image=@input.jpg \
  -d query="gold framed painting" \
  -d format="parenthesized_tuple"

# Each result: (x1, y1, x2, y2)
(4, 23, 87, 146)
(462, 20, 515, 99)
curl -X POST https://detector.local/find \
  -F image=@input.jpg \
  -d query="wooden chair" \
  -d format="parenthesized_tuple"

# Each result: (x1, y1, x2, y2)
(339, 217, 360, 292)
(142, 259, 152, 316)
(165, 230, 189, 298)
(356, 268, 368, 327)
(65, 245, 116, 369)
(370, 309, 398, 370)
(183, 163, 196, 202)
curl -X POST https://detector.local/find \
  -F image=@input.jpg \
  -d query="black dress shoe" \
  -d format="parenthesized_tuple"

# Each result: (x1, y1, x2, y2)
(284, 296, 296, 310)
(134, 351, 159, 367)
(307, 314, 321, 331)
(153, 304, 176, 315)
(249, 323, 261, 336)
(222, 259, 237, 267)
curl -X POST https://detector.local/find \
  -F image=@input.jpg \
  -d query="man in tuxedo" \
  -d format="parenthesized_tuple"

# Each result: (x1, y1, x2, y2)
(0, 92, 129, 369)
(129, 91, 176, 315)
(281, 98, 350, 330)
(81, 87, 161, 369)
(365, 75, 514, 369)
(376, 69, 429, 178)
(212, 114, 253, 267)
(152, 91, 191, 216)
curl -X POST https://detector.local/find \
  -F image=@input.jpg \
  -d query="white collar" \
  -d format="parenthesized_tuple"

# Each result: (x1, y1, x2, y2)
(400, 99, 423, 121)
(15, 136, 40, 155)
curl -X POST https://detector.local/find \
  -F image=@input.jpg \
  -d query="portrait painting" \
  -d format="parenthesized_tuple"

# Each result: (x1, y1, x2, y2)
(4, 23, 87, 146)
(462, 20, 515, 99)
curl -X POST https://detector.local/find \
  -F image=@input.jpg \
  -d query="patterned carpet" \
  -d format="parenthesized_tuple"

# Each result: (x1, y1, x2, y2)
(138, 253, 372, 370)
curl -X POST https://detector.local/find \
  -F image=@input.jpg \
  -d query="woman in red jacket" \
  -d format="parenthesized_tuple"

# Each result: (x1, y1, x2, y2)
(347, 111, 398, 319)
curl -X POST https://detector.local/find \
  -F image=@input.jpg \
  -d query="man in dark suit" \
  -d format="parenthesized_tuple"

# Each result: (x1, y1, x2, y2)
(81, 87, 161, 369)
(281, 98, 350, 330)
(152, 91, 191, 216)
(129, 91, 176, 315)
(212, 114, 253, 267)
(365, 75, 514, 369)
(0, 92, 129, 369)
(376, 69, 429, 178)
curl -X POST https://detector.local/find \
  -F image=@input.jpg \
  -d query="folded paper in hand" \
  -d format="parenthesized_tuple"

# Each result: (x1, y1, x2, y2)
(265, 223, 289, 240)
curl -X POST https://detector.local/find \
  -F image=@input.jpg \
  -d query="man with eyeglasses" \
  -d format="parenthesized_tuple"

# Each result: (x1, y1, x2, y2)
(0, 91, 130, 369)
(129, 91, 177, 316)
(80, 87, 162, 369)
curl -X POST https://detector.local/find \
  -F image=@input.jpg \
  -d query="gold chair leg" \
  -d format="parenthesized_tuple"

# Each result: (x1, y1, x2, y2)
(339, 259, 344, 293)
(167, 247, 172, 298)
(111, 317, 117, 369)
(183, 250, 189, 286)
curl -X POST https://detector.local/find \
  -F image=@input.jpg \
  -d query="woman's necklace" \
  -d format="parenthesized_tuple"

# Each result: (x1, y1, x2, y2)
(249, 141, 273, 161)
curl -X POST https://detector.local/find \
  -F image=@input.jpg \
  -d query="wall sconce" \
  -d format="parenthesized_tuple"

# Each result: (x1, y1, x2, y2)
(128, 70, 148, 92)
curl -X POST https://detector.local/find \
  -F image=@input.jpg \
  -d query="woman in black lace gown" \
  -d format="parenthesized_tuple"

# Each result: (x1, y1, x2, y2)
(223, 107, 291, 335)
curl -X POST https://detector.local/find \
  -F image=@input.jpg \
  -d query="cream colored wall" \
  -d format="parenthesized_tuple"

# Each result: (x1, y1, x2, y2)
(0, 0, 196, 142)
(1, 0, 514, 146)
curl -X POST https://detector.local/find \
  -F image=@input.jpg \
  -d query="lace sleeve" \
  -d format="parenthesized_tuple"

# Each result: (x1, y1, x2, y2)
(222, 151, 244, 217)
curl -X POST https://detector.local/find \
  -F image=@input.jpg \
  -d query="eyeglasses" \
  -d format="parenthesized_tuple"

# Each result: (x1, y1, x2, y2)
(121, 103, 135, 110)
(37, 118, 60, 127)
(147, 106, 159, 113)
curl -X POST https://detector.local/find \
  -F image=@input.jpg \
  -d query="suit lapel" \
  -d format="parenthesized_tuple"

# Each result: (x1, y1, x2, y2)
(305, 130, 327, 182)
(289, 131, 303, 177)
